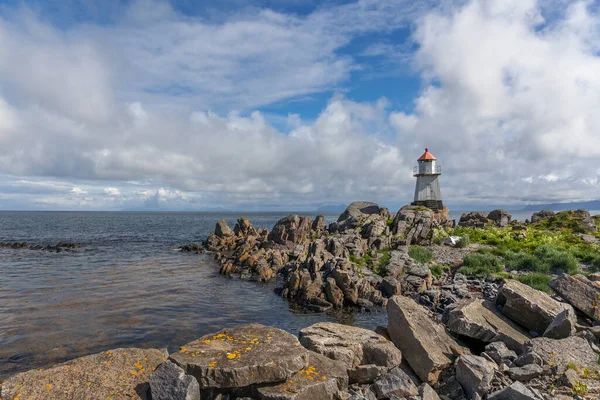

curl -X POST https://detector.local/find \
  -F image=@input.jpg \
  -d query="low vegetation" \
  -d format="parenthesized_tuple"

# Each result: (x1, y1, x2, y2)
(408, 245, 434, 264)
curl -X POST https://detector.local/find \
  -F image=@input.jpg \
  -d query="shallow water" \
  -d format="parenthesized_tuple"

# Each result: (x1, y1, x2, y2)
(0, 211, 387, 380)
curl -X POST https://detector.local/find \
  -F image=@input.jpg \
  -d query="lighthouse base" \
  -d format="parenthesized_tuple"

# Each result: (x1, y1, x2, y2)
(411, 200, 444, 211)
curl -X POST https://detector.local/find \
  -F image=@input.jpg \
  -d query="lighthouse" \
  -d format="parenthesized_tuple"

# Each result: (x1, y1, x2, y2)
(412, 147, 443, 211)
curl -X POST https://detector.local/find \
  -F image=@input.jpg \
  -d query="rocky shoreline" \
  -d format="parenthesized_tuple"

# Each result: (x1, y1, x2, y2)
(2, 202, 600, 399)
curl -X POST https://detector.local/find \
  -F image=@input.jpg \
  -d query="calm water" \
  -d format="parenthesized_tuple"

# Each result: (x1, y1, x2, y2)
(0, 211, 386, 381)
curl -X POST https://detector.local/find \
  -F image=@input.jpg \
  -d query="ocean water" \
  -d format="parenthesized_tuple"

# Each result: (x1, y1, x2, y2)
(0, 211, 385, 381)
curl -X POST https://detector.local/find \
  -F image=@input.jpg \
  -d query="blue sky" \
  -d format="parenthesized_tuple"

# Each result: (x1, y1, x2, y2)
(0, 0, 599, 211)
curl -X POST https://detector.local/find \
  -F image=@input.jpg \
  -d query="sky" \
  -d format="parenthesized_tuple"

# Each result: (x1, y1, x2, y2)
(0, 0, 599, 211)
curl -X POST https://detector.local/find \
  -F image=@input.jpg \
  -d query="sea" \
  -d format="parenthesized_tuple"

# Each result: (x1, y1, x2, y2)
(1, 208, 596, 380)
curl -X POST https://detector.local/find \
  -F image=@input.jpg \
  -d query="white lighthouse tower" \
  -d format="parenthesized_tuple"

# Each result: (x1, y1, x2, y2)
(412, 147, 443, 210)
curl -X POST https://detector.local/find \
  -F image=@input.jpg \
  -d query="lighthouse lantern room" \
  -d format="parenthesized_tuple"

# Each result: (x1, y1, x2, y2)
(412, 147, 443, 211)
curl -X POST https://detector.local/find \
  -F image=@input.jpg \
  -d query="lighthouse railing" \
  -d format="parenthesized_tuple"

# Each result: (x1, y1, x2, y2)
(413, 165, 442, 175)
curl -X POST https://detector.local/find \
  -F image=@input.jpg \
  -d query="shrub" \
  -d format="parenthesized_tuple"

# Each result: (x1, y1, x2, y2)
(430, 265, 444, 277)
(409, 246, 434, 264)
(455, 235, 470, 248)
(504, 250, 547, 273)
(458, 253, 503, 278)
(516, 273, 553, 293)
(533, 244, 578, 274)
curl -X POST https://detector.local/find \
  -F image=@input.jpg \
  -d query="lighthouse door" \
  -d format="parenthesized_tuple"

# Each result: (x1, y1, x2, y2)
(426, 184, 433, 200)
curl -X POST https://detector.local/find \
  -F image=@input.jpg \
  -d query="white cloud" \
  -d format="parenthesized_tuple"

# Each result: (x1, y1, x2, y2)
(104, 187, 121, 196)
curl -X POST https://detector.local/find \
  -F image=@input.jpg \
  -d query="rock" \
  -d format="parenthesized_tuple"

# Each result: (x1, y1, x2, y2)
(508, 364, 543, 382)
(169, 324, 309, 389)
(331, 269, 358, 305)
(348, 364, 387, 384)
(530, 210, 555, 224)
(488, 209, 512, 227)
(549, 274, 600, 322)
(216, 220, 234, 237)
(324, 278, 345, 309)
(436, 376, 466, 399)
(268, 215, 313, 246)
(488, 381, 539, 400)
(337, 201, 384, 232)
(497, 279, 571, 334)
(562, 368, 579, 388)
(458, 212, 489, 228)
(380, 276, 402, 298)
(589, 272, 600, 282)
(543, 307, 576, 339)
(523, 336, 598, 374)
(386, 295, 468, 383)
(256, 351, 348, 400)
(298, 322, 402, 382)
(443, 299, 530, 352)
(312, 215, 326, 232)
(149, 360, 200, 400)
(392, 206, 437, 245)
(420, 383, 441, 400)
(384, 250, 407, 279)
(371, 366, 419, 399)
(484, 342, 517, 365)
(443, 236, 462, 246)
(513, 351, 543, 367)
(455, 355, 497, 398)
(1, 347, 166, 400)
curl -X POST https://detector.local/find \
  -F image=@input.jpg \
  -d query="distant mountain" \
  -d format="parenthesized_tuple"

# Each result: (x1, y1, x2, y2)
(316, 204, 347, 212)
(521, 199, 600, 211)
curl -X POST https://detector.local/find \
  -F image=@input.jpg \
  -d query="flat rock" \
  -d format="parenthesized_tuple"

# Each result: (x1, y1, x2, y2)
(256, 351, 348, 400)
(420, 383, 441, 400)
(149, 360, 200, 400)
(169, 324, 309, 389)
(386, 296, 469, 384)
(497, 280, 570, 334)
(455, 355, 497, 398)
(549, 274, 600, 322)
(488, 381, 539, 400)
(507, 364, 542, 382)
(443, 299, 529, 352)
(299, 322, 402, 381)
(523, 336, 599, 374)
(1, 347, 167, 400)
(371, 366, 419, 399)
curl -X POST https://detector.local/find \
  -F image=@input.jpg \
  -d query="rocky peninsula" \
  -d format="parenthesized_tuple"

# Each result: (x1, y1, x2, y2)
(3, 202, 600, 399)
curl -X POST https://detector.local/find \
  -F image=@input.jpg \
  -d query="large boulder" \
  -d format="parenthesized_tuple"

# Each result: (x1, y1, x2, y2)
(488, 381, 539, 400)
(169, 324, 309, 389)
(522, 336, 599, 374)
(268, 215, 313, 247)
(1, 348, 167, 400)
(215, 220, 234, 237)
(392, 206, 435, 245)
(336, 201, 389, 235)
(488, 209, 512, 227)
(298, 322, 402, 383)
(386, 296, 469, 384)
(530, 210, 555, 223)
(455, 355, 497, 399)
(496, 279, 572, 334)
(371, 366, 419, 399)
(443, 299, 530, 352)
(458, 212, 489, 228)
(543, 307, 576, 339)
(256, 351, 348, 400)
(549, 274, 600, 322)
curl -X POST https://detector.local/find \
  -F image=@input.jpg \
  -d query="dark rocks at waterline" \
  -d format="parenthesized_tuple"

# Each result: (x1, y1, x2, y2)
(0, 241, 83, 252)
(177, 243, 205, 253)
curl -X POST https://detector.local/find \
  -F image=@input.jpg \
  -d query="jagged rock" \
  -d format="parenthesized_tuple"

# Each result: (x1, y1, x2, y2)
(488, 209, 512, 227)
(149, 360, 200, 400)
(513, 351, 543, 367)
(562, 368, 579, 388)
(312, 215, 326, 232)
(436, 376, 466, 399)
(420, 383, 441, 400)
(256, 351, 348, 400)
(169, 324, 309, 389)
(384, 250, 407, 279)
(508, 364, 543, 382)
(386, 296, 469, 383)
(458, 212, 489, 228)
(530, 210, 555, 223)
(298, 322, 402, 383)
(1, 348, 167, 400)
(497, 279, 571, 334)
(216, 220, 234, 237)
(324, 278, 345, 308)
(348, 364, 387, 384)
(268, 215, 313, 246)
(488, 381, 539, 400)
(371, 366, 419, 399)
(484, 342, 517, 365)
(443, 299, 529, 352)
(336, 202, 389, 234)
(543, 307, 576, 339)
(455, 355, 497, 398)
(234, 218, 258, 237)
(331, 269, 358, 305)
(392, 206, 437, 245)
(380, 276, 402, 298)
(523, 336, 599, 374)
(549, 274, 600, 322)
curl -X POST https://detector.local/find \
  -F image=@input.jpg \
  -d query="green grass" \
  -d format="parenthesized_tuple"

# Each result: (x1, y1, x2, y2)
(458, 252, 503, 278)
(515, 273, 553, 293)
(455, 235, 470, 248)
(349, 254, 371, 267)
(409, 246, 434, 264)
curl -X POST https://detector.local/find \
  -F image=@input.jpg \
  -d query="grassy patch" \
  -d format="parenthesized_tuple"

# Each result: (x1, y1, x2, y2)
(458, 253, 503, 278)
(455, 235, 470, 248)
(349, 254, 371, 267)
(515, 273, 553, 293)
(409, 245, 434, 264)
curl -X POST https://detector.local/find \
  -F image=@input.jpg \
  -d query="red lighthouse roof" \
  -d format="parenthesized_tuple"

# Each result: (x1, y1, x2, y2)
(417, 147, 437, 161)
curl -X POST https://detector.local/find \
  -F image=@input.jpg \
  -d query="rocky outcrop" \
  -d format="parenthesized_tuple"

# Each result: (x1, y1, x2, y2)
(392, 205, 450, 245)
(268, 215, 314, 247)
(335, 201, 390, 233)
(386, 296, 468, 383)
(443, 299, 530, 352)
(530, 210, 555, 223)
(496, 279, 572, 334)
(458, 211, 490, 228)
(1, 348, 167, 400)
(487, 209, 512, 227)
(549, 274, 600, 322)
(298, 322, 402, 383)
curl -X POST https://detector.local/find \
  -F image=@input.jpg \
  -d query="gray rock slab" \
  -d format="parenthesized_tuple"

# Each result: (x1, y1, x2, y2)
(524, 336, 599, 374)
(549, 274, 600, 322)
(455, 355, 497, 399)
(371, 366, 419, 399)
(543, 307, 576, 339)
(149, 360, 200, 400)
(488, 381, 540, 400)
(508, 364, 543, 382)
